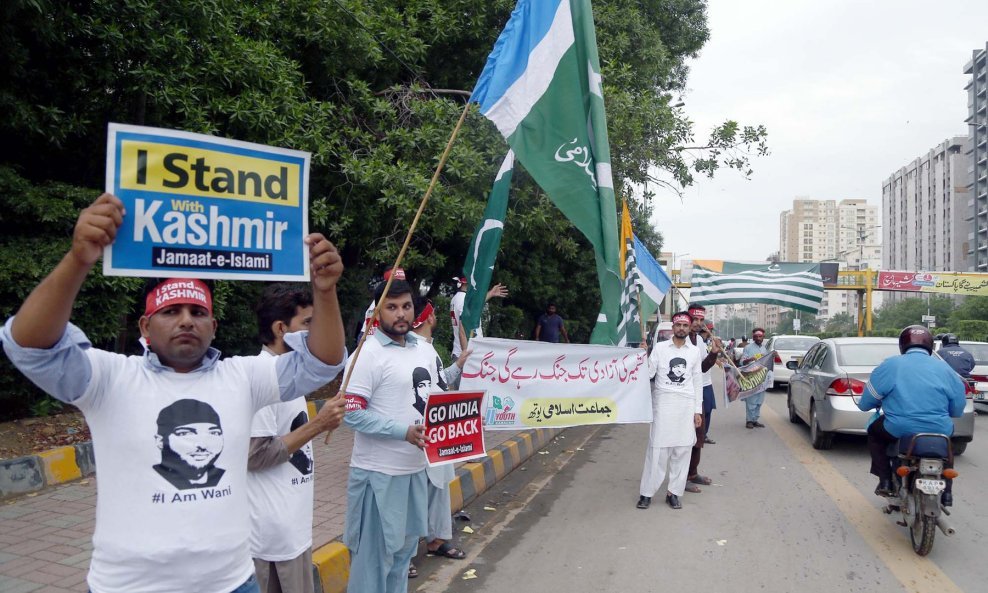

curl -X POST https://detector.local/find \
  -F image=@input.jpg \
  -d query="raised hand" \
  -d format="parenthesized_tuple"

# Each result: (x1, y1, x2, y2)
(72, 193, 125, 267)
(305, 233, 344, 293)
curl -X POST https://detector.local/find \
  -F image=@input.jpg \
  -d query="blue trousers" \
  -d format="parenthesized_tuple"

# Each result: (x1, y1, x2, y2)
(745, 391, 766, 422)
(702, 385, 715, 437)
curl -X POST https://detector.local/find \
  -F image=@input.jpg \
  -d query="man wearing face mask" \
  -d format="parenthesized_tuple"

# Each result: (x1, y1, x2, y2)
(741, 328, 771, 429)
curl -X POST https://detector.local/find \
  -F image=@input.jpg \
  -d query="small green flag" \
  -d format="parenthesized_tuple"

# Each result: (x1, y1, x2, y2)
(460, 151, 514, 337)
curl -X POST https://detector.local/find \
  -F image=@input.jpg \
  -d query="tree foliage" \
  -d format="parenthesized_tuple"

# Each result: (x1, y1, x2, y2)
(872, 296, 955, 333)
(0, 0, 766, 419)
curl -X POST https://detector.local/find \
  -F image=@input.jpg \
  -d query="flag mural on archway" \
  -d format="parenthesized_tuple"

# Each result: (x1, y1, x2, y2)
(689, 261, 825, 314)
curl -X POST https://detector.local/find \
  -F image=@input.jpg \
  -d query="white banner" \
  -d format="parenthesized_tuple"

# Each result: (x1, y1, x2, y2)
(460, 338, 652, 430)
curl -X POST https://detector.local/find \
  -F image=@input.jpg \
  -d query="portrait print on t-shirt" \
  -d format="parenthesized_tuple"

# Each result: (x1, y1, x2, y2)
(666, 357, 687, 384)
(412, 366, 431, 416)
(288, 410, 314, 476)
(435, 356, 448, 391)
(153, 399, 226, 490)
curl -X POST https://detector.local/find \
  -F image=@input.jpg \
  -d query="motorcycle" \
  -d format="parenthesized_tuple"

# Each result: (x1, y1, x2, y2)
(882, 433, 959, 556)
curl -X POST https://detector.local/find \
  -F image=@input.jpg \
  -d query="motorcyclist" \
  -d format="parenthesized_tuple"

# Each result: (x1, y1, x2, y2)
(856, 325, 966, 505)
(938, 333, 975, 378)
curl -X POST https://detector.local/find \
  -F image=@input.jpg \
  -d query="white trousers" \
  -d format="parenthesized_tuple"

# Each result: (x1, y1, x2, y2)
(639, 445, 691, 497)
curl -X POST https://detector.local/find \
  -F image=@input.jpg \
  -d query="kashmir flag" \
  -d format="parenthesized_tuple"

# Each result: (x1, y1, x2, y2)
(633, 235, 671, 323)
(461, 151, 514, 338)
(471, 0, 622, 345)
(690, 261, 825, 314)
(615, 202, 640, 346)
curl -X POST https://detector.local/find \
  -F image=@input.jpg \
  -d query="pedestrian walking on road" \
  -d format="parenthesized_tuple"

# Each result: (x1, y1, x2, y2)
(248, 284, 347, 593)
(0, 193, 348, 593)
(637, 311, 704, 510)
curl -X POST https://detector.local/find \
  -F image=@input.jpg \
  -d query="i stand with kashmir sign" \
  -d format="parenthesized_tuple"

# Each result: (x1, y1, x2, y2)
(103, 123, 310, 281)
(459, 338, 651, 430)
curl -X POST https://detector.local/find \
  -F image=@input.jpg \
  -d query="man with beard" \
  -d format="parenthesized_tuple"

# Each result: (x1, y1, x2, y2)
(683, 305, 722, 494)
(637, 311, 704, 510)
(742, 328, 771, 428)
(0, 193, 348, 593)
(154, 399, 227, 489)
(247, 283, 347, 593)
(342, 279, 439, 593)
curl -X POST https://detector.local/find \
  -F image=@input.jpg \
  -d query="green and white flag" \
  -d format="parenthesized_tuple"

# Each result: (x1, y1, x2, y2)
(471, 0, 622, 345)
(690, 261, 825, 314)
(461, 151, 514, 338)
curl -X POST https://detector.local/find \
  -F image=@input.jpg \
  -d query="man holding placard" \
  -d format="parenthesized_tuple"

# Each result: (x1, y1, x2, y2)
(342, 279, 440, 593)
(0, 192, 348, 593)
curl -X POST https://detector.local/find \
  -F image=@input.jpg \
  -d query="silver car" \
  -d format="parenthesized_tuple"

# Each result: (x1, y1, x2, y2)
(786, 337, 975, 453)
(765, 334, 820, 389)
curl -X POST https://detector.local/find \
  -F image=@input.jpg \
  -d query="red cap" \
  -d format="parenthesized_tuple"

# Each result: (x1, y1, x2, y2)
(453, 276, 467, 286)
(412, 301, 434, 329)
(144, 279, 212, 318)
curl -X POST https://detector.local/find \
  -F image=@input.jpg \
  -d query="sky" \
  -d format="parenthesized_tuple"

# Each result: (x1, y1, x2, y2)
(650, 0, 988, 266)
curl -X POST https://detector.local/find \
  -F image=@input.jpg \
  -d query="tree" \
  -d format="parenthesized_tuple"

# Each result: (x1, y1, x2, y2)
(873, 296, 955, 333)
(951, 296, 988, 321)
(0, 0, 767, 418)
(824, 312, 856, 335)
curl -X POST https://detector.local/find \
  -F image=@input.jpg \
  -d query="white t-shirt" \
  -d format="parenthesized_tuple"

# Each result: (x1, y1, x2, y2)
(75, 350, 284, 593)
(346, 334, 437, 475)
(248, 350, 314, 562)
(450, 291, 483, 357)
(692, 335, 714, 387)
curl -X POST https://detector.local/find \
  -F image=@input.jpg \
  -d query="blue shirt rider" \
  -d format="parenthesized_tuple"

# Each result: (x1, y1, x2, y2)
(856, 325, 966, 505)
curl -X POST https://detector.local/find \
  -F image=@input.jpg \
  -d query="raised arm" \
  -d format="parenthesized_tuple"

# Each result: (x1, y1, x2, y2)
(304, 233, 346, 366)
(12, 194, 124, 348)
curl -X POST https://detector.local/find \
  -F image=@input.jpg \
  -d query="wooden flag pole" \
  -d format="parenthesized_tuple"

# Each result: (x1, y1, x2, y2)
(326, 100, 473, 443)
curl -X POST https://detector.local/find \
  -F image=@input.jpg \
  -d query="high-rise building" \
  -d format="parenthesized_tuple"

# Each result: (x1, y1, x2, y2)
(779, 198, 881, 321)
(966, 44, 988, 271)
(882, 137, 971, 277)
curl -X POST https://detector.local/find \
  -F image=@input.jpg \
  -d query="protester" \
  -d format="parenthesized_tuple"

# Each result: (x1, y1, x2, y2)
(741, 328, 771, 429)
(449, 277, 508, 357)
(248, 284, 348, 593)
(683, 306, 721, 494)
(409, 299, 471, 576)
(534, 302, 569, 343)
(637, 311, 704, 510)
(356, 266, 405, 347)
(0, 193, 348, 593)
(702, 320, 722, 442)
(342, 279, 439, 593)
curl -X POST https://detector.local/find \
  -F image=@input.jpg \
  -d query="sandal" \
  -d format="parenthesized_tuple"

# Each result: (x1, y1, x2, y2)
(688, 474, 713, 486)
(427, 541, 467, 559)
(408, 563, 418, 579)
(684, 483, 701, 493)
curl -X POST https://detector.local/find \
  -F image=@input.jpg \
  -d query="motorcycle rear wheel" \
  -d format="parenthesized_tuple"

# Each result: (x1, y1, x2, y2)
(910, 515, 936, 556)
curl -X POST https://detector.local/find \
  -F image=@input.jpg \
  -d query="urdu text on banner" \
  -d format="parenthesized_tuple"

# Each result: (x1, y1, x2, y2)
(103, 123, 310, 281)
(459, 338, 651, 430)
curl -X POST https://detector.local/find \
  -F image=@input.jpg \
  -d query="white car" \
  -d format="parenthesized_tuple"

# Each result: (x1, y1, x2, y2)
(766, 334, 821, 389)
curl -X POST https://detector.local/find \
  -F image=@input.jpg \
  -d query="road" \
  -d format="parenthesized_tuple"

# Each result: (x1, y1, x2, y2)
(413, 388, 988, 593)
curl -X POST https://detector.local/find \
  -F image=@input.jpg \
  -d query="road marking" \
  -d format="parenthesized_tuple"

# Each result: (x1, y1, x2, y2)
(415, 426, 603, 593)
(763, 405, 964, 593)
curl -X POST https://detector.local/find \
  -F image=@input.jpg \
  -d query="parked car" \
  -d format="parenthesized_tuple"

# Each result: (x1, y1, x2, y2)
(765, 334, 820, 389)
(786, 337, 975, 453)
(933, 339, 988, 404)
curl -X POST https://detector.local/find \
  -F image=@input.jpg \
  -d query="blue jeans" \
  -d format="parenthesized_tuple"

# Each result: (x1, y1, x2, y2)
(745, 391, 766, 422)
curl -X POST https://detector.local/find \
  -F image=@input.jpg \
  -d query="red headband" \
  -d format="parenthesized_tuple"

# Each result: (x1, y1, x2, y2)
(672, 313, 692, 324)
(688, 307, 705, 319)
(412, 302, 434, 329)
(383, 268, 406, 281)
(753, 331, 765, 337)
(145, 279, 212, 318)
